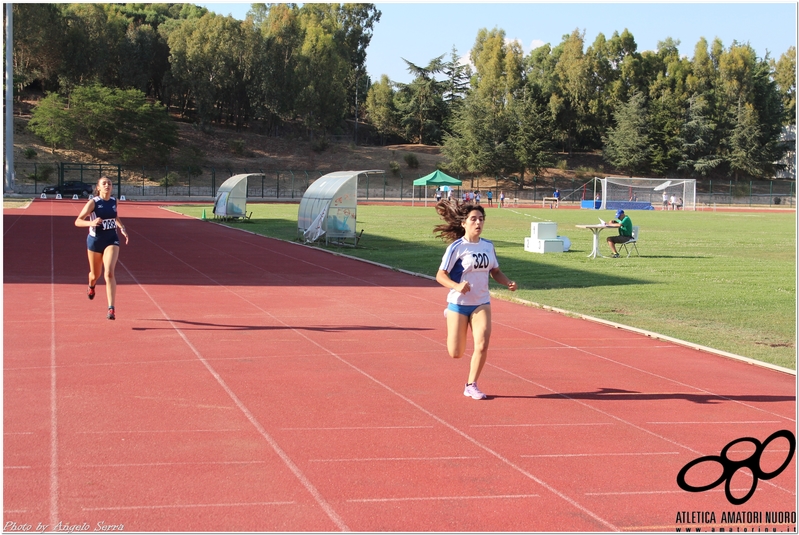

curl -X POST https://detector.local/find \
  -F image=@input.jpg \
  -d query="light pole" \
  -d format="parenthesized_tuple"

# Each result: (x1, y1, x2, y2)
(5, 3, 15, 192)
(354, 73, 360, 145)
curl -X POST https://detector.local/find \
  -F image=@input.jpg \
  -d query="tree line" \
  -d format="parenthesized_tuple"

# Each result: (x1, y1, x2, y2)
(14, 2, 380, 161)
(13, 4, 796, 180)
(366, 28, 795, 182)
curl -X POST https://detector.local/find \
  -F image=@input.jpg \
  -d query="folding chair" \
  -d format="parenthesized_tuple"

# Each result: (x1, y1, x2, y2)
(620, 226, 640, 257)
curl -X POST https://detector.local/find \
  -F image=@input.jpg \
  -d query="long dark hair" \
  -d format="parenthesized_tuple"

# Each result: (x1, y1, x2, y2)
(433, 200, 485, 243)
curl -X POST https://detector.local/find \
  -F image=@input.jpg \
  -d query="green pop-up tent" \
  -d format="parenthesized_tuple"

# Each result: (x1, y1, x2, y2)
(412, 170, 462, 206)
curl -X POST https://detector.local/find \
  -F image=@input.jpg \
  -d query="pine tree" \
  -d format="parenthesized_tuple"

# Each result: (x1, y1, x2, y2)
(678, 94, 722, 176)
(728, 101, 765, 180)
(602, 92, 651, 176)
(394, 56, 448, 144)
(441, 46, 472, 132)
(510, 86, 553, 186)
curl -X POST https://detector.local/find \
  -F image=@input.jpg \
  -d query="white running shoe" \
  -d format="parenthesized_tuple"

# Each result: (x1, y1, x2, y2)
(463, 382, 487, 400)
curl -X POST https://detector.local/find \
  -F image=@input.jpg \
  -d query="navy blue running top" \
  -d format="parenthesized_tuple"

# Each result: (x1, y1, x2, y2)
(88, 196, 118, 237)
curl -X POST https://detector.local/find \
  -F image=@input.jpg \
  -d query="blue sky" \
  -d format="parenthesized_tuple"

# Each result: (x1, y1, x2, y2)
(200, 2, 797, 84)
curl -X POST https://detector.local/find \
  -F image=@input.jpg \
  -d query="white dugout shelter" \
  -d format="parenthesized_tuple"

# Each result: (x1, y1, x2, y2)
(213, 173, 262, 219)
(298, 170, 381, 244)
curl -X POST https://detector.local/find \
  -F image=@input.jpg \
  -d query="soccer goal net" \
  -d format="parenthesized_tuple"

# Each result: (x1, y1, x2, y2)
(600, 177, 696, 211)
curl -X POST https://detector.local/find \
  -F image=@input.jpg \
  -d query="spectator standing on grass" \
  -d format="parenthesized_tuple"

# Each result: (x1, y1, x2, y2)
(605, 209, 633, 258)
(475, 191, 481, 204)
(486, 190, 493, 206)
(499, 191, 505, 208)
(662, 191, 668, 210)
(670, 194, 676, 210)
(553, 189, 561, 206)
(434, 201, 517, 400)
(435, 188, 442, 202)
(74, 176, 130, 320)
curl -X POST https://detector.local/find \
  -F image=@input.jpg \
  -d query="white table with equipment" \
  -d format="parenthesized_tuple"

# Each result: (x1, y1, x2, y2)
(576, 224, 613, 259)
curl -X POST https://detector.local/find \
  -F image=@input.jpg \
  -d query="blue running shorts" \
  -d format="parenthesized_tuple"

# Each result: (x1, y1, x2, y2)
(447, 302, 489, 317)
(87, 231, 120, 253)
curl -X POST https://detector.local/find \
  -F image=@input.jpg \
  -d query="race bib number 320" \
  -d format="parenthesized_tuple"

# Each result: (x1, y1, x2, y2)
(471, 252, 490, 269)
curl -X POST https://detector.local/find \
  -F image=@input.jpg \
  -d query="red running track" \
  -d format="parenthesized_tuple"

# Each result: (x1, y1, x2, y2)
(4, 200, 796, 532)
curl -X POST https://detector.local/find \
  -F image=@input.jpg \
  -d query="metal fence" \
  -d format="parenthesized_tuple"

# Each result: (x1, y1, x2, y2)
(12, 162, 452, 201)
(11, 162, 796, 207)
(507, 178, 796, 208)
(453, 177, 796, 208)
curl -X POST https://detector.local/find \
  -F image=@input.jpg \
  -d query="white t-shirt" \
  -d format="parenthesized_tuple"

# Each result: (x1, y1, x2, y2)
(439, 237, 499, 306)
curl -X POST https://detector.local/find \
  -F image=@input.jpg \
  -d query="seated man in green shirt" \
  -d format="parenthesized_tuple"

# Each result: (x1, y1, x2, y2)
(606, 209, 633, 258)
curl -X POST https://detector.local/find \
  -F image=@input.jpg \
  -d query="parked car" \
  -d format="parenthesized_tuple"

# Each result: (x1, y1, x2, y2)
(42, 181, 94, 197)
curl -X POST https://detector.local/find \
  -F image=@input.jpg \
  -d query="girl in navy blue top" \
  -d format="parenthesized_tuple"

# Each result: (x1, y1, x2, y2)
(75, 177, 129, 319)
(434, 201, 517, 400)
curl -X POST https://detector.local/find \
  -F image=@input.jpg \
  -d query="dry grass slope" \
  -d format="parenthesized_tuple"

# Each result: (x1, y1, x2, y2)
(12, 97, 608, 192)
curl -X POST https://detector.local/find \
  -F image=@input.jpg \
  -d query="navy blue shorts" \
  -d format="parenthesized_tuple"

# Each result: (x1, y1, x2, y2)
(447, 302, 489, 317)
(87, 231, 119, 253)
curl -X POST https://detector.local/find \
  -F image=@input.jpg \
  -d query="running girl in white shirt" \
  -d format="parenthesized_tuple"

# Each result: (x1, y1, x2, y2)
(434, 202, 517, 399)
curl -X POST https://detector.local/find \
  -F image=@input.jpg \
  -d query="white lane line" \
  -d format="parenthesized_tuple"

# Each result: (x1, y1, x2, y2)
(309, 456, 480, 463)
(471, 422, 613, 428)
(282, 425, 434, 431)
(348, 494, 540, 503)
(586, 488, 756, 496)
(647, 420, 782, 425)
(49, 204, 60, 528)
(521, 452, 680, 458)
(3, 353, 334, 372)
(82, 501, 296, 511)
(118, 261, 349, 532)
(78, 461, 268, 468)
(77, 428, 245, 434)
(586, 490, 686, 496)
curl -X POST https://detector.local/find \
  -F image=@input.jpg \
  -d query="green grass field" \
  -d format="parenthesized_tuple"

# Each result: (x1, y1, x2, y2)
(170, 203, 796, 370)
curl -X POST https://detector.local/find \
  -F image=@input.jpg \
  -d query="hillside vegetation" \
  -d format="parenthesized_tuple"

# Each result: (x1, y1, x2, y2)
(12, 101, 607, 192)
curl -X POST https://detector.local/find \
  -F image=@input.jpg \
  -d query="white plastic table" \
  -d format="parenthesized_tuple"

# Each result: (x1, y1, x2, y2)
(576, 224, 612, 259)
